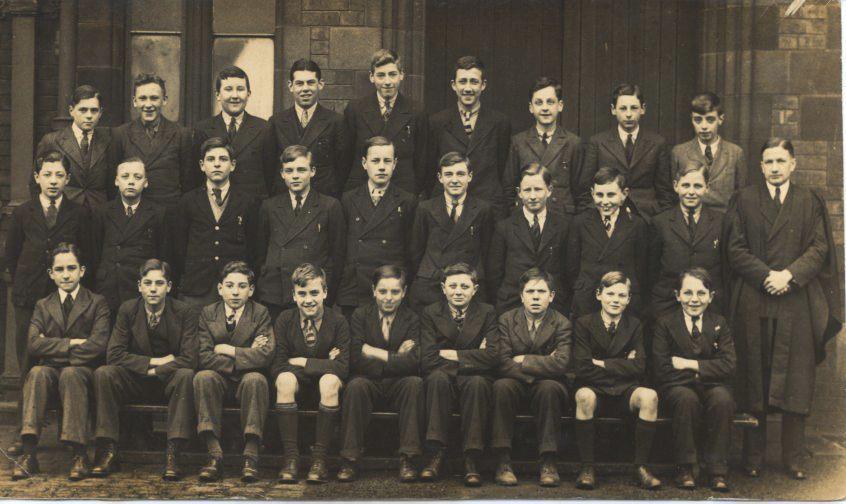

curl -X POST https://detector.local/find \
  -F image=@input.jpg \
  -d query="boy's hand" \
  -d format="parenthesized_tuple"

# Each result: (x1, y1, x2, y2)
(251, 335, 269, 349)
(439, 349, 458, 361)
(398, 340, 415, 354)
(214, 344, 236, 357)
(329, 347, 340, 360)
(512, 355, 526, 364)
(69, 339, 86, 347)
(592, 358, 605, 368)
(288, 357, 307, 367)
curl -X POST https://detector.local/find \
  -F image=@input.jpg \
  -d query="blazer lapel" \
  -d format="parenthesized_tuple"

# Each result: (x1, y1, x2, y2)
(46, 292, 65, 330)
(231, 114, 262, 157)
(132, 302, 153, 355)
(146, 119, 179, 166)
(65, 288, 91, 330)
(361, 185, 402, 236)
(363, 94, 386, 137)
(455, 301, 483, 349)
(53, 197, 76, 231)
(601, 211, 634, 259)
(444, 110, 470, 150)
(431, 197, 453, 234)
(467, 107, 495, 155)
(768, 185, 795, 240)
(434, 301, 461, 347)
(387, 306, 411, 350)
(445, 198, 480, 248)
(539, 128, 567, 168)
(669, 309, 696, 355)
(230, 301, 256, 347)
(206, 302, 229, 344)
(756, 184, 776, 228)
(510, 309, 533, 351)
(511, 214, 536, 253)
(281, 192, 320, 246)
(163, 299, 181, 353)
(530, 313, 555, 353)
(607, 313, 635, 357)
(277, 108, 302, 145)
(668, 206, 690, 244)
(56, 128, 86, 182)
(526, 131, 546, 161)
(629, 133, 653, 169)
(538, 211, 564, 251)
(692, 207, 717, 248)
(300, 105, 332, 148)
(589, 313, 612, 353)
(601, 131, 629, 169)
(382, 94, 413, 139)
(708, 141, 728, 181)
(89, 127, 110, 167)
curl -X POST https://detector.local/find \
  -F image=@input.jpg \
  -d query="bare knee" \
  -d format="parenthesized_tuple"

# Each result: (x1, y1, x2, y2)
(633, 387, 659, 420)
(319, 374, 342, 407)
(275, 373, 298, 403)
(575, 387, 596, 419)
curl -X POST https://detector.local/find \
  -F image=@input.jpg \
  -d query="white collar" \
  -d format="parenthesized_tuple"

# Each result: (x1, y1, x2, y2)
(618, 125, 639, 144)
(222, 110, 244, 127)
(600, 311, 622, 329)
(225, 304, 245, 321)
(680, 204, 701, 221)
(683, 311, 703, 331)
(766, 181, 790, 203)
(71, 123, 91, 144)
(445, 192, 467, 207)
(377, 93, 396, 110)
(368, 180, 390, 195)
(207, 180, 231, 197)
(698, 136, 720, 155)
(290, 188, 310, 206)
(58, 285, 80, 304)
(457, 101, 481, 117)
(122, 198, 141, 212)
(598, 207, 620, 225)
(295, 103, 317, 119)
(522, 206, 547, 227)
(535, 124, 557, 138)
(39, 193, 63, 211)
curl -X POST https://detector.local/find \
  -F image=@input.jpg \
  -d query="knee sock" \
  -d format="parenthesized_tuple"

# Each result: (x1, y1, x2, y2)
(313, 403, 339, 459)
(69, 442, 86, 457)
(276, 403, 299, 458)
(203, 432, 223, 459)
(243, 434, 260, 461)
(634, 418, 657, 466)
(575, 419, 595, 464)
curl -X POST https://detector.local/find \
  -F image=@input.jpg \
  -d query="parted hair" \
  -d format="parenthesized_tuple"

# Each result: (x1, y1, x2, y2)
(674, 159, 711, 183)
(690, 92, 722, 115)
(139, 258, 172, 282)
(292, 263, 327, 289)
(34, 150, 70, 175)
(219, 260, 256, 286)
(761, 137, 795, 157)
(519, 162, 553, 186)
(519, 267, 554, 292)
(611, 82, 644, 107)
(215, 65, 251, 93)
(370, 49, 403, 73)
(363, 136, 395, 158)
(50, 242, 82, 266)
(68, 84, 103, 108)
(593, 166, 628, 189)
(597, 271, 631, 293)
(454, 55, 485, 80)
(280, 144, 312, 165)
(439, 151, 471, 172)
(200, 137, 234, 160)
(441, 262, 478, 285)
(117, 157, 146, 175)
(289, 58, 323, 81)
(371, 264, 407, 289)
(677, 267, 714, 292)
(529, 76, 563, 101)
(133, 73, 167, 96)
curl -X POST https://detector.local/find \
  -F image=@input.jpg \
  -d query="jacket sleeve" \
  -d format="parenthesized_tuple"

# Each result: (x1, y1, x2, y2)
(603, 323, 646, 379)
(726, 195, 771, 287)
(786, 194, 828, 288)
(457, 308, 499, 373)
(420, 310, 445, 374)
(107, 306, 152, 375)
(69, 295, 111, 366)
(197, 311, 235, 374)
(654, 141, 675, 212)
(497, 316, 534, 383)
(27, 303, 70, 359)
(383, 314, 421, 377)
(487, 222, 508, 302)
(522, 316, 572, 378)
(233, 308, 275, 372)
(155, 305, 199, 378)
(573, 318, 601, 383)
(303, 318, 349, 380)
(697, 322, 737, 383)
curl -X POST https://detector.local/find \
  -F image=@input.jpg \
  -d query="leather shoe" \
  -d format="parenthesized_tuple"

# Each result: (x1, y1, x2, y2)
(576, 466, 596, 490)
(398, 454, 417, 483)
(786, 466, 807, 480)
(710, 475, 730, 492)
(91, 446, 120, 477)
(162, 446, 183, 481)
(11, 454, 39, 481)
(241, 457, 259, 483)
(419, 450, 444, 481)
(743, 464, 761, 478)
(198, 456, 223, 482)
(463, 456, 482, 487)
(495, 462, 518, 486)
(675, 465, 695, 489)
(636, 465, 661, 490)
(306, 458, 329, 484)
(539, 461, 560, 487)
(68, 454, 90, 481)
(337, 459, 357, 482)
(277, 457, 298, 483)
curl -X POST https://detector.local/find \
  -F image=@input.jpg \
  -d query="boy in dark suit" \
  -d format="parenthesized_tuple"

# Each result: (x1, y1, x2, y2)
(671, 92, 747, 213)
(112, 74, 193, 208)
(36, 85, 113, 210)
(270, 59, 350, 197)
(566, 167, 647, 319)
(419, 263, 498, 487)
(256, 145, 346, 318)
(409, 152, 493, 312)
(579, 83, 673, 216)
(93, 259, 198, 480)
(194, 66, 275, 198)
(338, 265, 422, 482)
(270, 263, 349, 484)
(343, 49, 427, 195)
(91, 158, 168, 316)
(173, 137, 258, 306)
(488, 163, 571, 314)
(491, 268, 571, 487)
(502, 77, 583, 215)
(652, 268, 736, 491)
(193, 261, 274, 483)
(338, 136, 417, 317)
(428, 56, 511, 216)
(13, 243, 110, 481)
(572, 271, 661, 490)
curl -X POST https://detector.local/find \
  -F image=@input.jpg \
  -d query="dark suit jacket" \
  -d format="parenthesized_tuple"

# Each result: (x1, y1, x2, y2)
(255, 191, 346, 306)
(91, 197, 169, 311)
(420, 299, 498, 377)
(270, 104, 351, 197)
(193, 113, 276, 198)
(652, 309, 735, 391)
(5, 196, 90, 307)
(497, 307, 572, 384)
(172, 186, 259, 296)
(197, 300, 275, 380)
(338, 183, 417, 307)
(344, 93, 428, 195)
(648, 206, 726, 318)
(579, 128, 673, 216)
(27, 287, 111, 368)
(671, 138, 747, 213)
(573, 312, 644, 395)
(349, 303, 420, 378)
(107, 297, 199, 380)
(566, 209, 648, 318)
(112, 117, 193, 207)
(270, 307, 349, 380)
(36, 126, 115, 210)
(427, 106, 511, 214)
(502, 126, 584, 215)
(410, 195, 493, 281)
(488, 209, 571, 314)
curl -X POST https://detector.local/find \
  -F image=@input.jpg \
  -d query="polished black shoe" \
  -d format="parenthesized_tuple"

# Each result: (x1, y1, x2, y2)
(495, 462, 518, 486)
(198, 456, 223, 482)
(306, 458, 329, 484)
(710, 475, 730, 492)
(91, 446, 120, 477)
(636, 465, 662, 490)
(576, 466, 596, 490)
(277, 457, 299, 483)
(337, 459, 357, 482)
(11, 454, 38, 481)
(241, 457, 259, 483)
(539, 460, 560, 487)
(68, 454, 91, 481)
(463, 457, 482, 487)
(674, 465, 695, 489)
(398, 454, 418, 483)
(786, 465, 807, 480)
(162, 446, 183, 481)
(419, 450, 444, 481)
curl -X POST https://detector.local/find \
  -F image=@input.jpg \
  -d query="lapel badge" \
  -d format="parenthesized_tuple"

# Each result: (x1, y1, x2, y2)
(712, 340, 721, 352)
(715, 325, 721, 332)
(713, 238, 719, 249)
(237, 215, 243, 226)
(397, 206, 402, 215)
(317, 223, 322, 233)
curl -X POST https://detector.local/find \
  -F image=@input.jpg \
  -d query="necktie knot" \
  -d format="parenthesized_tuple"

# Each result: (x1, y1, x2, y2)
(541, 132, 550, 145)
(301, 108, 310, 128)
(774, 186, 782, 204)
(608, 321, 617, 336)
(371, 187, 384, 206)
(226, 311, 236, 331)
(449, 198, 460, 222)
(690, 315, 701, 339)
(227, 117, 238, 140)
(704, 144, 714, 165)
(148, 311, 160, 328)
(212, 188, 224, 207)
(62, 294, 74, 318)
(453, 308, 465, 327)
(294, 193, 303, 214)
(382, 316, 391, 342)
(603, 215, 612, 233)
(383, 100, 393, 121)
(126, 205, 134, 218)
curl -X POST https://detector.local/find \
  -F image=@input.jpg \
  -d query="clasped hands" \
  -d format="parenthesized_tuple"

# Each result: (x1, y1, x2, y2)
(214, 334, 269, 358)
(288, 346, 341, 368)
(763, 269, 793, 296)
(363, 339, 415, 361)
(591, 350, 636, 368)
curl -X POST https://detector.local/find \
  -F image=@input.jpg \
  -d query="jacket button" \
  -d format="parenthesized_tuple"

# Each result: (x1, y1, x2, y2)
(214, 256, 219, 261)
(214, 226, 220, 231)
(214, 241, 219, 246)
(358, 239, 363, 243)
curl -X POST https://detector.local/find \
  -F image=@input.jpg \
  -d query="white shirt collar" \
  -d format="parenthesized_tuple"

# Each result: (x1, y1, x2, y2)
(524, 310, 547, 330)
(445, 192, 467, 208)
(600, 311, 622, 329)
(535, 124, 557, 139)
(698, 137, 720, 157)
(458, 101, 481, 117)
(39, 193, 63, 211)
(225, 304, 245, 324)
(295, 103, 317, 122)
(377, 94, 395, 112)
(522, 206, 547, 230)
(368, 180, 389, 196)
(122, 198, 141, 213)
(599, 207, 620, 226)
(618, 125, 639, 144)
(683, 311, 702, 333)
(680, 204, 701, 223)
(766, 181, 790, 203)
(58, 285, 80, 304)
(222, 110, 244, 128)
(207, 180, 231, 199)
(71, 123, 91, 146)
(290, 187, 310, 207)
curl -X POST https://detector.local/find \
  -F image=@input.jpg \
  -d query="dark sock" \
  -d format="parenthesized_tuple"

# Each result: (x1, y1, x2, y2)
(243, 434, 260, 461)
(575, 419, 595, 464)
(276, 403, 299, 458)
(97, 438, 116, 452)
(426, 440, 445, 455)
(203, 432, 223, 459)
(21, 435, 37, 456)
(634, 418, 657, 466)
(313, 403, 339, 459)
(496, 448, 511, 464)
(69, 442, 86, 457)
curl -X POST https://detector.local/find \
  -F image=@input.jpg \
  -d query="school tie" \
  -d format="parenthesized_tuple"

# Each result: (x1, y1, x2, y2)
(213, 188, 225, 208)
(687, 207, 697, 240)
(148, 311, 160, 329)
(530, 214, 541, 249)
(45, 199, 58, 228)
(625, 133, 634, 165)
(461, 110, 475, 136)
(381, 316, 391, 343)
(603, 215, 612, 236)
(453, 308, 465, 331)
(227, 117, 237, 142)
(690, 315, 701, 352)
(608, 321, 617, 337)
(303, 319, 317, 347)
(541, 132, 550, 146)
(774, 186, 782, 210)
(383, 100, 393, 123)
(449, 198, 460, 223)
(126, 205, 134, 218)
(704, 144, 714, 166)
(529, 319, 539, 341)
(294, 193, 303, 215)
(226, 311, 236, 332)
(80, 131, 91, 168)
(62, 294, 74, 320)
(301, 108, 310, 129)
(371, 187, 384, 207)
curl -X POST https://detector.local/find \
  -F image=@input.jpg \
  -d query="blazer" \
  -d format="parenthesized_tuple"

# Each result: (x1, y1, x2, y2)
(36, 126, 115, 210)
(410, 195, 493, 281)
(497, 307, 572, 385)
(344, 93, 428, 195)
(197, 300, 275, 380)
(270, 104, 351, 197)
(420, 299, 499, 377)
(502, 126, 584, 215)
(671, 138, 747, 213)
(172, 186, 259, 296)
(91, 197, 169, 311)
(270, 307, 350, 380)
(579, 128, 674, 216)
(193, 112, 276, 198)
(255, 190, 346, 307)
(27, 287, 111, 368)
(487, 209, 571, 314)
(427, 106, 511, 214)
(573, 312, 645, 395)
(338, 183, 417, 307)
(5, 196, 90, 307)
(112, 117, 194, 207)
(652, 309, 736, 391)
(349, 302, 420, 379)
(107, 297, 199, 380)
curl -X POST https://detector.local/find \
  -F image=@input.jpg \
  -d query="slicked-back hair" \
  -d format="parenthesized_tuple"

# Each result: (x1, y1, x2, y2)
(761, 137, 795, 157)
(364, 136, 395, 158)
(289, 58, 323, 82)
(219, 260, 256, 286)
(674, 159, 711, 183)
(139, 258, 172, 282)
(133, 73, 167, 96)
(677, 267, 714, 292)
(690, 92, 722, 115)
(597, 270, 631, 293)
(529, 76, 563, 102)
(215, 65, 251, 93)
(50, 242, 82, 266)
(35, 150, 70, 175)
(440, 262, 478, 285)
(454, 55, 485, 80)
(200, 137, 235, 160)
(611, 82, 644, 107)
(116, 157, 146, 175)
(371, 264, 407, 290)
(439, 151, 471, 173)
(519, 162, 553, 187)
(291, 263, 327, 289)
(519, 267, 554, 292)
(68, 84, 103, 108)
(370, 48, 403, 73)
(593, 166, 628, 189)
(280, 144, 312, 165)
